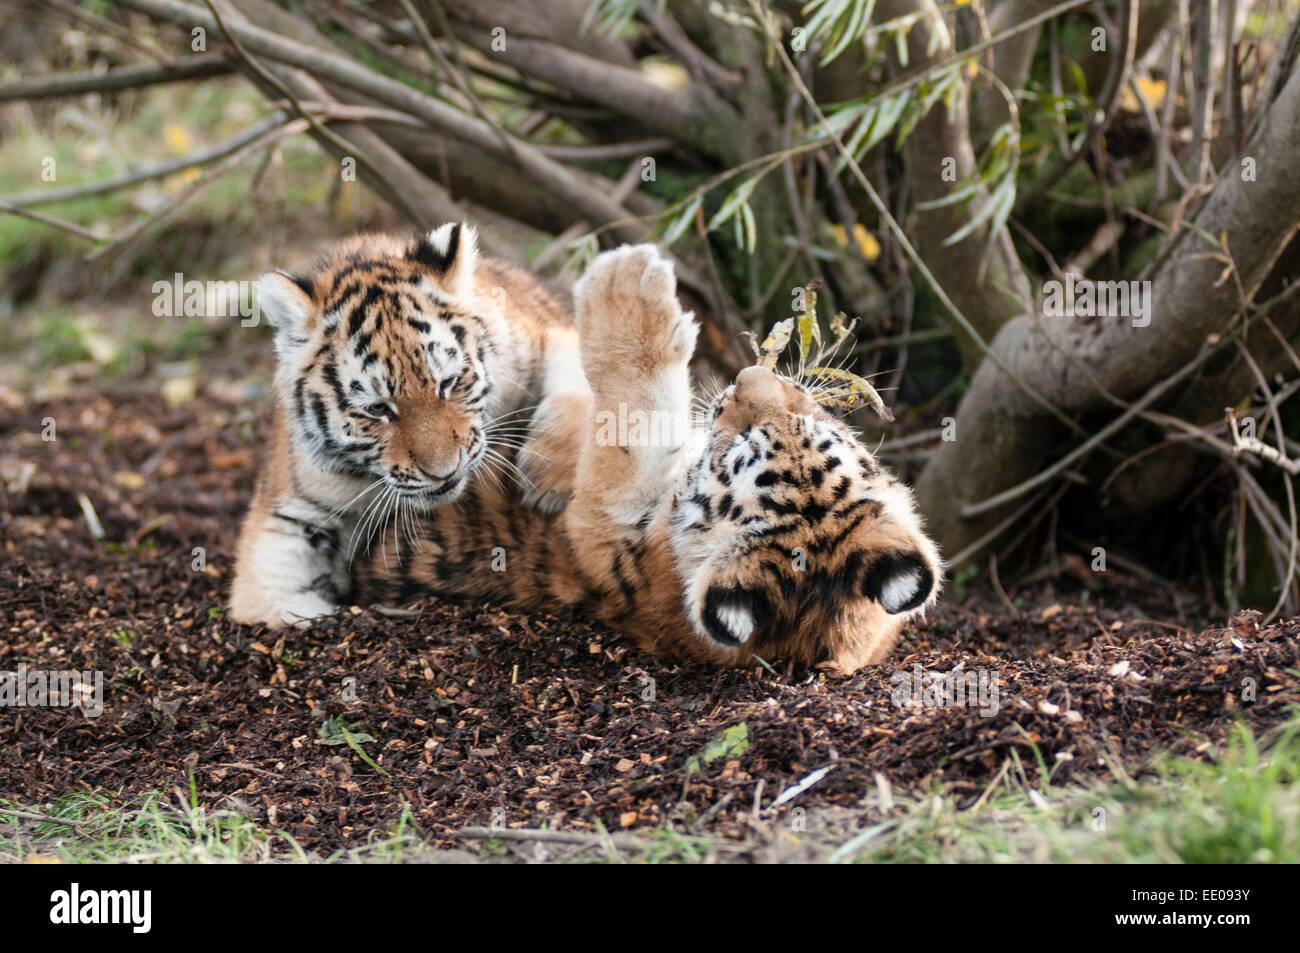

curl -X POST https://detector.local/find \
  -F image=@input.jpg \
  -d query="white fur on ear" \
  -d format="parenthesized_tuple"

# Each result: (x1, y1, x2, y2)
(257, 271, 314, 358)
(714, 603, 755, 644)
(879, 569, 922, 614)
(425, 221, 479, 299)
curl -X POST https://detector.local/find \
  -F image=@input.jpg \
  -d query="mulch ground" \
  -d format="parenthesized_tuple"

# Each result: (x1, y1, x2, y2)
(2, 390, 1299, 854)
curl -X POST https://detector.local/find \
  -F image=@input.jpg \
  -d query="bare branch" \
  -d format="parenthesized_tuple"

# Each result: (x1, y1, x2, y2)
(446, 22, 749, 164)
(0, 53, 233, 102)
(1188, 0, 1219, 184)
(0, 202, 102, 242)
(0, 114, 288, 208)
(111, 0, 648, 243)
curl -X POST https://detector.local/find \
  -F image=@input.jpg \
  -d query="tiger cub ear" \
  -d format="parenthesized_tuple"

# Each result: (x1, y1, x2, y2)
(258, 270, 315, 359)
(409, 221, 479, 299)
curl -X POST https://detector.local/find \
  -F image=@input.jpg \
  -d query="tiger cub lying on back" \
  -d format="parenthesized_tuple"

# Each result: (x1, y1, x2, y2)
(348, 243, 944, 674)
(229, 223, 585, 628)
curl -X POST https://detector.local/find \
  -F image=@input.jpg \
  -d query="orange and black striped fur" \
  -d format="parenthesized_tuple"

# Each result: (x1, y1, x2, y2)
(230, 223, 586, 627)
(352, 244, 943, 673)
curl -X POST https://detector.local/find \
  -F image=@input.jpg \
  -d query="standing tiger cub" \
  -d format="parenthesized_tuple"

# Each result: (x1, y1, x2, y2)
(352, 244, 944, 673)
(230, 223, 585, 627)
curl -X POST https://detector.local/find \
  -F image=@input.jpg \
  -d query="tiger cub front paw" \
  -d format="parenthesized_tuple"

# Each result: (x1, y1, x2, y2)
(229, 587, 339, 630)
(573, 245, 698, 379)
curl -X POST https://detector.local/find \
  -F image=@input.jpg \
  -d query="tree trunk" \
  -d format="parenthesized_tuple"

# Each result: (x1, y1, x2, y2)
(916, 31, 1300, 557)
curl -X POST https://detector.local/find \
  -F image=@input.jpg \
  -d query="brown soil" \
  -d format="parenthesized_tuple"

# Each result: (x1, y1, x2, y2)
(2, 391, 1298, 853)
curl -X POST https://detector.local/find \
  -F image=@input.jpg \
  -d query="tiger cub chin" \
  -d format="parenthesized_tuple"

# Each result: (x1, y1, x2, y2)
(355, 244, 943, 674)
(229, 222, 587, 628)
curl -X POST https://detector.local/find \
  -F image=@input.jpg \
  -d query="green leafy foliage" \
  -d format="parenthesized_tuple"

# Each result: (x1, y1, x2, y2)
(916, 120, 1020, 269)
(802, 0, 877, 64)
(706, 173, 764, 253)
(580, 0, 646, 36)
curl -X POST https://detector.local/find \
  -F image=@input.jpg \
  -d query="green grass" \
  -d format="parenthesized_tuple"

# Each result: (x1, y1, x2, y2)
(0, 788, 439, 864)
(5, 711, 1297, 864)
(827, 711, 1300, 864)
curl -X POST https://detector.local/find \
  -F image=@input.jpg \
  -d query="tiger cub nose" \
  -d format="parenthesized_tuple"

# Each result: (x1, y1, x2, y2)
(733, 365, 782, 404)
(733, 365, 813, 415)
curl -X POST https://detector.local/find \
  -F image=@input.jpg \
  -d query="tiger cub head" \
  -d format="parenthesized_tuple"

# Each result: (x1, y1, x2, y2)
(672, 365, 942, 673)
(258, 223, 499, 505)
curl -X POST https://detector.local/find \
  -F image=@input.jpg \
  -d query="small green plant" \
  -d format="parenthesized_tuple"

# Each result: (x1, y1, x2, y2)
(684, 721, 750, 775)
(318, 716, 389, 776)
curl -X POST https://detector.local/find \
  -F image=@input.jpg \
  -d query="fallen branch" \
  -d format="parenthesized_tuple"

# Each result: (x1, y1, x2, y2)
(222, 0, 468, 232)
(88, 115, 310, 272)
(916, 28, 1300, 555)
(960, 323, 1247, 519)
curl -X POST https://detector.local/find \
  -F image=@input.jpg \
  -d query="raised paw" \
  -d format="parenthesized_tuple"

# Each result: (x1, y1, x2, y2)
(573, 245, 698, 376)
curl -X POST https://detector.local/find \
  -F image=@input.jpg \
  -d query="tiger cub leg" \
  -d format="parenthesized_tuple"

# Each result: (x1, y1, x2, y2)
(568, 244, 698, 519)
(516, 327, 591, 513)
(229, 437, 354, 628)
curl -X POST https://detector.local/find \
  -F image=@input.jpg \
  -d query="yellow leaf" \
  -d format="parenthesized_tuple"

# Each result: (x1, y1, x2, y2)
(163, 167, 202, 192)
(77, 321, 118, 365)
(805, 365, 894, 421)
(163, 123, 193, 154)
(1120, 76, 1166, 113)
(757, 319, 794, 369)
(797, 285, 819, 360)
(851, 223, 881, 262)
(830, 224, 881, 261)
(830, 310, 851, 339)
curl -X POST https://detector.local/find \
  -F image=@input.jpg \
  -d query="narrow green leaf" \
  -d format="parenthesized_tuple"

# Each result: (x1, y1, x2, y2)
(707, 174, 762, 232)
(660, 196, 701, 247)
